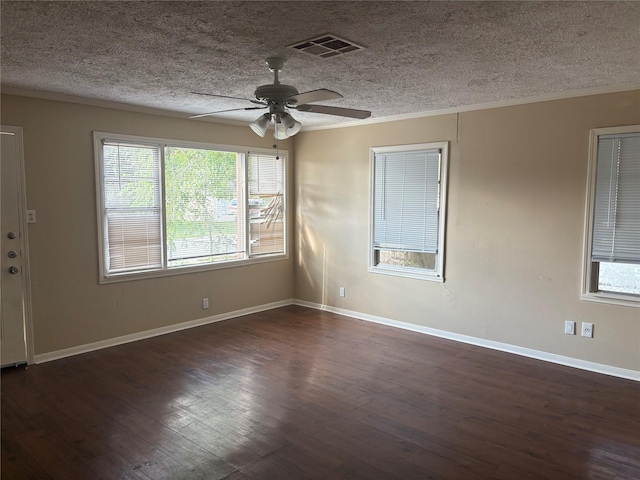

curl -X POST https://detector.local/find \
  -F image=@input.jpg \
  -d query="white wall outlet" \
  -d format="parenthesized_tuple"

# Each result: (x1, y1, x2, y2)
(339, 287, 345, 297)
(564, 320, 575, 335)
(26, 210, 36, 223)
(581, 322, 594, 338)
(202, 298, 209, 309)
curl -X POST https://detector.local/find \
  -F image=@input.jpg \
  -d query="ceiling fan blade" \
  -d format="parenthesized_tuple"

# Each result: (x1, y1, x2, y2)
(189, 106, 266, 119)
(296, 104, 371, 119)
(191, 91, 264, 105)
(286, 89, 343, 106)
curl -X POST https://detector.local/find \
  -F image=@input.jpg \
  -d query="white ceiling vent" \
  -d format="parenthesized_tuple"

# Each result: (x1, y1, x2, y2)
(289, 34, 365, 59)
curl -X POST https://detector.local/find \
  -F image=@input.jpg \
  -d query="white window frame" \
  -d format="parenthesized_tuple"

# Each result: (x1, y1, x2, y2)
(582, 125, 639, 307)
(94, 132, 288, 283)
(368, 142, 449, 282)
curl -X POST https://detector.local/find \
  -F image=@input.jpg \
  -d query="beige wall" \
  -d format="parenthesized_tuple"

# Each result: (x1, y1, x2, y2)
(3, 91, 639, 371)
(1, 94, 295, 355)
(294, 91, 640, 371)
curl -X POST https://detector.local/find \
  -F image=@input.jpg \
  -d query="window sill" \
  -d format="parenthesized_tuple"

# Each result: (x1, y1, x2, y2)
(581, 292, 640, 308)
(99, 253, 288, 284)
(369, 266, 444, 282)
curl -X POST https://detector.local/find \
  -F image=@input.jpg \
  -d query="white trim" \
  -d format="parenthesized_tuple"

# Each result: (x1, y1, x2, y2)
(367, 265, 444, 282)
(15, 127, 35, 365)
(33, 297, 640, 380)
(581, 292, 640, 308)
(293, 300, 640, 382)
(98, 254, 289, 284)
(4, 83, 639, 134)
(94, 131, 282, 157)
(34, 299, 294, 364)
(368, 142, 448, 281)
(1, 125, 35, 365)
(93, 131, 289, 283)
(1, 87, 249, 127)
(581, 125, 640, 307)
(304, 83, 640, 132)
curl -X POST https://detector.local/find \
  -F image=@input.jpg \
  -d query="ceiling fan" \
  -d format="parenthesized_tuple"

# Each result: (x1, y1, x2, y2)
(190, 57, 371, 139)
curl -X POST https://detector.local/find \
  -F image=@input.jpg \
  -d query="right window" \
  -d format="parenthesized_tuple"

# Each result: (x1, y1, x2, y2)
(370, 142, 449, 281)
(583, 126, 640, 305)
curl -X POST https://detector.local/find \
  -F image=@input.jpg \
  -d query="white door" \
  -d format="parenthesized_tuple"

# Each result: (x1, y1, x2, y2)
(1, 126, 29, 366)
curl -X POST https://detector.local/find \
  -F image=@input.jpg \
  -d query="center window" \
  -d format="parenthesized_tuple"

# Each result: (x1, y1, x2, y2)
(94, 132, 286, 282)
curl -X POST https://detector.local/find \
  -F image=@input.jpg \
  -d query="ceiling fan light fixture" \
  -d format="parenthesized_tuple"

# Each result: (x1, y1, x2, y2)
(273, 121, 290, 140)
(191, 57, 370, 132)
(250, 113, 271, 137)
(280, 112, 302, 136)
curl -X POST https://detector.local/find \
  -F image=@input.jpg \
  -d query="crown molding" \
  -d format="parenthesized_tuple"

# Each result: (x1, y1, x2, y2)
(304, 82, 640, 132)
(3, 82, 639, 133)
(0, 85, 248, 127)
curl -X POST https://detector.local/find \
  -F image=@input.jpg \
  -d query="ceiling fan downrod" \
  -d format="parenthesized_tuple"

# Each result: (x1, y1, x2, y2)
(265, 57, 286, 84)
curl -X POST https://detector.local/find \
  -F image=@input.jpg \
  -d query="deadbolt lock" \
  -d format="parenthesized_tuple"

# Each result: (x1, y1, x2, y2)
(8, 266, 19, 274)
(7, 250, 17, 258)
(7, 231, 17, 240)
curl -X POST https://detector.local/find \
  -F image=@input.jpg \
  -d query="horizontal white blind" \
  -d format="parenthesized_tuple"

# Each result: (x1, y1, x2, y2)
(102, 141, 162, 273)
(107, 214, 161, 270)
(592, 133, 640, 264)
(248, 153, 285, 256)
(374, 149, 440, 253)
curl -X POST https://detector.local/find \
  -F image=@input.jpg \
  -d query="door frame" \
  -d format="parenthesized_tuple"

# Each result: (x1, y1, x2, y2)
(1, 125, 34, 365)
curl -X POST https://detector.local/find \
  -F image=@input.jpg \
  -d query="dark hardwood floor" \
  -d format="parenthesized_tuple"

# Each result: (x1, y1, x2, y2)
(2, 305, 639, 479)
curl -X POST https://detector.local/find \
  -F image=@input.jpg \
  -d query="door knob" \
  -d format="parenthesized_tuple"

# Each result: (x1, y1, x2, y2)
(7, 232, 17, 239)
(8, 266, 19, 274)
(7, 251, 17, 258)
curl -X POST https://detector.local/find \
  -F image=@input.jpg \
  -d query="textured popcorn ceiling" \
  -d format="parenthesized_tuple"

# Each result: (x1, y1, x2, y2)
(1, 1, 639, 129)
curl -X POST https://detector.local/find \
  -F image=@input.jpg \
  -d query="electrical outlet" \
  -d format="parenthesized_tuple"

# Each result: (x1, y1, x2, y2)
(26, 210, 36, 224)
(564, 320, 575, 335)
(339, 287, 345, 297)
(581, 322, 594, 338)
(202, 298, 209, 309)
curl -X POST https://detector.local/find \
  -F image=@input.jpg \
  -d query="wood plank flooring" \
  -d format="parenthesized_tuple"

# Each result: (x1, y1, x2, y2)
(2, 305, 639, 479)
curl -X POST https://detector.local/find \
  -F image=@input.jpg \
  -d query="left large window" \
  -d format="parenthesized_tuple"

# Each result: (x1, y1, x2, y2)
(94, 132, 286, 282)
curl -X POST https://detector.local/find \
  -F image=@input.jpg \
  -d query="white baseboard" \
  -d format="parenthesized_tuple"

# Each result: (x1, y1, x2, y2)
(34, 299, 295, 364)
(34, 297, 639, 382)
(293, 300, 640, 382)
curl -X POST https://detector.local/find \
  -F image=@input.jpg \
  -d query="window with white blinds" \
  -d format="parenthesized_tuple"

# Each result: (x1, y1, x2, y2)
(95, 132, 287, 282)
(102, 141, 162, 273)
(591, 133, 640, 264)
(583, 126, 640, 304)
(370, 142, 449, 281)
(248, 153, 285, 256)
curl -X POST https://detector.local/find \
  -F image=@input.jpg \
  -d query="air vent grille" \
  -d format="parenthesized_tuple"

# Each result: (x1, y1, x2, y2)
(289, 34, 365, 59)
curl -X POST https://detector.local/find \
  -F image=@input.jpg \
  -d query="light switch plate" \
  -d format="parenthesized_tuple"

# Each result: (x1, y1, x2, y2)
(564, 320, 575, 335)
(26, 210, 36, 223)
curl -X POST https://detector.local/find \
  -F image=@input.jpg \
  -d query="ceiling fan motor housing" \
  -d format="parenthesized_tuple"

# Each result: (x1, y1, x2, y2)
(254, 84, 299, 103)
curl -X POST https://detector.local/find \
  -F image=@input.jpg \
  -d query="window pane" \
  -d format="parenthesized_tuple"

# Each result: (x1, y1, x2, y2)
(103, 144, 160, 209)
(375, 249, 436, 270)
(248, 153, 285, 256)
(598, 262, 640, 295)
(107, 213, 162, 272)
(102, 142, 162, 273)
(164, 147, 244, 267)
(591, 134, 640, 263)
(373, 150, 440, 254)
